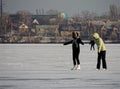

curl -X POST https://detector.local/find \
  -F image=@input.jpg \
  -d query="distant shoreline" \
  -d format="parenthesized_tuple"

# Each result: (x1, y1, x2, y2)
(0, 40, 120, 44)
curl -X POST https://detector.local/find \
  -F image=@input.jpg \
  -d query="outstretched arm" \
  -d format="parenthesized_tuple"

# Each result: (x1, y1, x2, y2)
(78, 38, 84, 45)
(63, 40, 73, 45)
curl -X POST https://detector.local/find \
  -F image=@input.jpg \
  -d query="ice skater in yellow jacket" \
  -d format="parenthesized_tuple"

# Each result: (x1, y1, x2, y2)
(93, 33, 107, 70)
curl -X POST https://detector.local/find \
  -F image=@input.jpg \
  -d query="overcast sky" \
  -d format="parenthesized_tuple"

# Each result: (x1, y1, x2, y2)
(3, 0, 119, 16)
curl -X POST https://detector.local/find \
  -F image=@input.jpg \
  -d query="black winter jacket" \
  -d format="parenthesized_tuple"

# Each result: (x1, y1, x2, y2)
(64, 38, 84, 53)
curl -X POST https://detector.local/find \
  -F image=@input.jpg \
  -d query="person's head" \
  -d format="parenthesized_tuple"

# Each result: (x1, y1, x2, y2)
(72, 32, 77, 39)
(93, 33, 100, 40)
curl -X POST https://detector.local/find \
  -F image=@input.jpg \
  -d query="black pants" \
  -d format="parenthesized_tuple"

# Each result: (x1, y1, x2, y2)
(73, 50, 80, 66)
(97, 51, 107, 69)
(90, 45, 95, 50)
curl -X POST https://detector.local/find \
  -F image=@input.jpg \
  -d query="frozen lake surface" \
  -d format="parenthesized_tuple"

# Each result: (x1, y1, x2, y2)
(0, 44, 120, 89)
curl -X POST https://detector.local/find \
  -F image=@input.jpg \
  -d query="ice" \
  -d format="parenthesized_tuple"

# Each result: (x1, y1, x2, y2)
(0, 44, 120, 89)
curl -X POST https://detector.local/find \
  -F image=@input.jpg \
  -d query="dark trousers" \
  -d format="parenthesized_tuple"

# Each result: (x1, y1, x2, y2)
(73, 51, 80, 66)
(97, 51, 107, 69)
(90, 45, 95, 50)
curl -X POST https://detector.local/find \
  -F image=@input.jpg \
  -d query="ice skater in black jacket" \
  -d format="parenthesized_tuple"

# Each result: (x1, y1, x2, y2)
(63, 32, 84, 70)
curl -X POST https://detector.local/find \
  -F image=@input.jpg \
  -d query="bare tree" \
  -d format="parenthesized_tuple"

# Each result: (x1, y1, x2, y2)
(81, 10, 91, 20)
(36, 9, 39, 15)
(46, 9, 59, 15)
(90, 12, 98, 19)
(109, 4, 118, 19)
(16, 10, 32, 25)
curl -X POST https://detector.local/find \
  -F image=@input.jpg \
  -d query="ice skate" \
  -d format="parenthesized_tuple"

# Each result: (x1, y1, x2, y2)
(103, 68, 107, 71)
(96, 68, 100, 71)
(76, 65, 80, 70)
(71, 65, 77, 70)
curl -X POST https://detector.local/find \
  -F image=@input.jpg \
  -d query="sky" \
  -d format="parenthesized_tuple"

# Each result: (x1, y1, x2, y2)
(2, 0, 119, 16)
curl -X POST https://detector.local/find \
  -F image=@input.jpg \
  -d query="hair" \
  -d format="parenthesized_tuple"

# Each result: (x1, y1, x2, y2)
(76, 32, 80, 37)
(72, 32, 77, 39)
